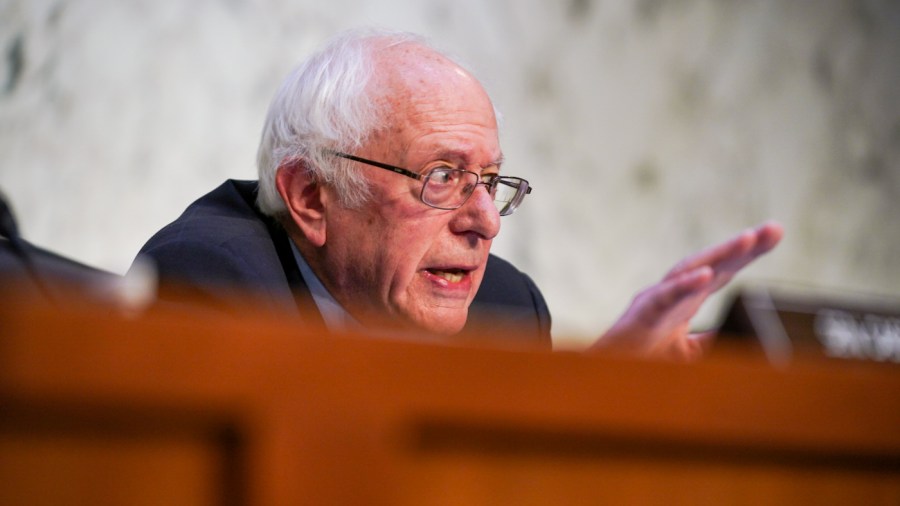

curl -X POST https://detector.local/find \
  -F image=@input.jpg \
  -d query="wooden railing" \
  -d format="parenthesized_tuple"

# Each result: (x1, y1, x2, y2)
(2, 293, 899, 505)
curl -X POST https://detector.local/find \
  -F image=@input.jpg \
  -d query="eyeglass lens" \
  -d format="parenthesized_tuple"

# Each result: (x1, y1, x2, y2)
(493, 177, 529, 216)
(422, 168, 528, 216)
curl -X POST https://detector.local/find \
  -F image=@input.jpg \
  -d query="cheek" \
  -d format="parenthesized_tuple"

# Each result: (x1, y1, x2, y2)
(383, 222, 442, 292)
(325, 212, 390, 294)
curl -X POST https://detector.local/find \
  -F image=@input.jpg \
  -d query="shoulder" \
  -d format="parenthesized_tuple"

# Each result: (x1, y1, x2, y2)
(136, 180, 297, 308)
(143, 180, 267, 249)
(140, 180, 270, 275)
(466, 254, 552, 348)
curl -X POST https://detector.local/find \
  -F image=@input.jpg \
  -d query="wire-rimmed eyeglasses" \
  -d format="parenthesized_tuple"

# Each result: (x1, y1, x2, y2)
(331, 152, 532, 216)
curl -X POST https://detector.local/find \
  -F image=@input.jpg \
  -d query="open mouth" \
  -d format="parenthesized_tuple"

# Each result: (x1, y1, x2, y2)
(426, 268, 468, 283)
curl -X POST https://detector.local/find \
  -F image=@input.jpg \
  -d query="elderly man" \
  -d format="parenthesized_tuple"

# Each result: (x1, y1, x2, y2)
(137, 29, 782, 358)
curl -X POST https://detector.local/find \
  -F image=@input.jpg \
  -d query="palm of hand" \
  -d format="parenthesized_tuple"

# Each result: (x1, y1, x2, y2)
(593, 222, 784, 360)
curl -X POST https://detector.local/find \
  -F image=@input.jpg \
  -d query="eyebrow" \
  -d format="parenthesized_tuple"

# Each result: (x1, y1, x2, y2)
(430, 149, 504, 171)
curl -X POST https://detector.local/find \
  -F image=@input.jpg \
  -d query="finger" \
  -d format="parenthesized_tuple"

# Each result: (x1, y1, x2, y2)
(689, 330, 716, 351)
(648, 329, 713, 362)
(666, 229, 755, 280)
(667, 221, 784, 283)
(706, 221, 784, 290)
(670, 333, 709, 361)
(638, 266, 714, 324)
(748, 220, 784, 258)
(721, 221, 784, 268)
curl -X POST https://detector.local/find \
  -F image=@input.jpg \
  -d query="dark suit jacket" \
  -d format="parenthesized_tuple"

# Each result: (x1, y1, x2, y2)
(138, 180, 551, 347)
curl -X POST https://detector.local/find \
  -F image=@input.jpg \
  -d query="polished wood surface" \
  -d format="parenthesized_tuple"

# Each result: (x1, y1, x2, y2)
(1, 294, 899, 505)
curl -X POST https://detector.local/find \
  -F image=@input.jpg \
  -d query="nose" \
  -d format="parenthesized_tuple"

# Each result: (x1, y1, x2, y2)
(448, 184, 501, 240)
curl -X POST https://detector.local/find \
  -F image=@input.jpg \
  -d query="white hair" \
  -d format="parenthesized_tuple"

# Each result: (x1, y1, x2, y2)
(256, 28, 426, 216)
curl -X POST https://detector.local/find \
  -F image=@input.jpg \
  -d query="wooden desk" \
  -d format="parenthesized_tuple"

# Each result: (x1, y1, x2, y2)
(1, 296, 899, 505)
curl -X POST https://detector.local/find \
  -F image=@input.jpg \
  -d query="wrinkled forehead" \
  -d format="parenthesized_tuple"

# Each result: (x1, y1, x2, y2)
(366, 43, 499, 157)
(371, 42, 479, 93)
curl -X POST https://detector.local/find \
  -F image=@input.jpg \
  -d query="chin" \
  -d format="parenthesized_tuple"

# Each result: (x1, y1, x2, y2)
(411, 309, 468, 337)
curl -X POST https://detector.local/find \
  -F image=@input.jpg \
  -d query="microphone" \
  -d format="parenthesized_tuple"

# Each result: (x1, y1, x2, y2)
(0, 189, 54, 301)
(0, 190, 19, 235)
(0, 189, 28, 255)
(1, 190, 157, 312)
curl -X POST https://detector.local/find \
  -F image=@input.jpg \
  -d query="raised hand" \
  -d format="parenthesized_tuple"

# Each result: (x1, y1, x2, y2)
(591, 221, 784, 360)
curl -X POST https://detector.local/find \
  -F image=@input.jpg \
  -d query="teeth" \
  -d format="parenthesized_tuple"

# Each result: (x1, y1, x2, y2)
(443, 271, 463, 283)
(432, 270, 464, 283)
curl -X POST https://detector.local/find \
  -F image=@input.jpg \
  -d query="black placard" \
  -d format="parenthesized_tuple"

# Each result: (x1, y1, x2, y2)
(719, 288, 900, 366)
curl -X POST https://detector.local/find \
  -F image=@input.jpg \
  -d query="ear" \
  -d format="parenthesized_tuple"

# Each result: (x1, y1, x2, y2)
(275, 160, 327, 247)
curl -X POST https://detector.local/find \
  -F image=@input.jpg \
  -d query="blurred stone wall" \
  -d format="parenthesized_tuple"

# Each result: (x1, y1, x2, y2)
(2, 0, 898, 345)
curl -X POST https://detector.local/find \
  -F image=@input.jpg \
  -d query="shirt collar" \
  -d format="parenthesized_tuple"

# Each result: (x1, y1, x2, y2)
(288, 239, 445, 343)
(289, 239, 363, 333)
